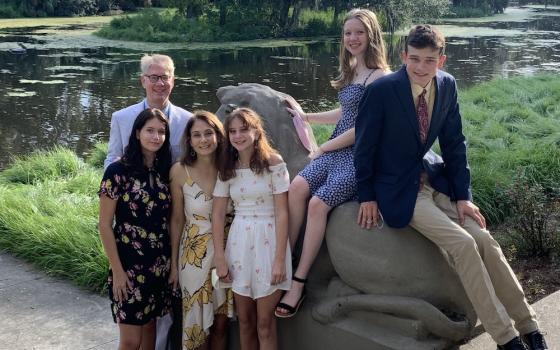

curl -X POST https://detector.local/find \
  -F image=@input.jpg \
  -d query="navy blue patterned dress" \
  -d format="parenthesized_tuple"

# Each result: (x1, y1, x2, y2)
(299, 76, 372, 207)
(98, 162, 172, 325)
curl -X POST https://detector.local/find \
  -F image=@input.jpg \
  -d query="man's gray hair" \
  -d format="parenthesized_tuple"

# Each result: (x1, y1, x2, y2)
(140, 54, 175, 75)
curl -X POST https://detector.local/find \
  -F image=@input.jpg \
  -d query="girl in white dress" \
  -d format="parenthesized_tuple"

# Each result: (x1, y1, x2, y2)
(212, 107, 291, 350)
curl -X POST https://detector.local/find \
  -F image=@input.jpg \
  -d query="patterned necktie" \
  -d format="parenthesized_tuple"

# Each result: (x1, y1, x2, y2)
(417, 89, 429, 144)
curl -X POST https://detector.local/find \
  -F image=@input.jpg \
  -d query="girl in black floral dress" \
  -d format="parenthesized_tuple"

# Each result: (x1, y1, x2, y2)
(98, 108, 173, 350)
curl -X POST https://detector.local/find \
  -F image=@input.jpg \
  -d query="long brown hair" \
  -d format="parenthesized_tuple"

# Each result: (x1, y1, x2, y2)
(331, 8, 389, 90)
(179, 110, 225, 169)
(219, 107, 277, 181)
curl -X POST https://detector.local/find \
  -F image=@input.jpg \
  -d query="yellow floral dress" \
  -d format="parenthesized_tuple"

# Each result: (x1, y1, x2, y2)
(178, 168, 234, 350)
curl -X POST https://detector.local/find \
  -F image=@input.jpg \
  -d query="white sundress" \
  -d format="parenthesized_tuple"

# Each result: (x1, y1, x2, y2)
(213, 162, 292, 299)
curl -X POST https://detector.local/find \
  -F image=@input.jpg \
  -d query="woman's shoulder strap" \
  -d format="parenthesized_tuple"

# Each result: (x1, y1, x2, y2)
(362, 69, 376, 85)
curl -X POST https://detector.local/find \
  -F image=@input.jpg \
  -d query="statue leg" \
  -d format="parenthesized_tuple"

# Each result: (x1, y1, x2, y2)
(432, 191, 539, 336)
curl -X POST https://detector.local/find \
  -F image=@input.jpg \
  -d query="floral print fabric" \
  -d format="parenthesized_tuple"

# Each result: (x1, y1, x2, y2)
(213, 162, 292, 299)
(98, 162, 171, 325)
(178, 167, 234, 350)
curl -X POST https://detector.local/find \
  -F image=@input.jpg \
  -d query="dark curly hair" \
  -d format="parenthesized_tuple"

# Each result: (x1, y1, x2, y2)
(121, 108, 171, 182)
(405, 24, 446, 55)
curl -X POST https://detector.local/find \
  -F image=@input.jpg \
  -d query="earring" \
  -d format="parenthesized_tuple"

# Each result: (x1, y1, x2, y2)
(190, 149, 196, 158)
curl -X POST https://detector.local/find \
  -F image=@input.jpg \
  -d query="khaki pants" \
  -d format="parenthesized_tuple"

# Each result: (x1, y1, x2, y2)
(409, 184, 538, 345)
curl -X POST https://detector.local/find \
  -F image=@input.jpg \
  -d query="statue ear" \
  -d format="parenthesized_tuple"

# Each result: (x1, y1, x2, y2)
(216, 85, 233, 103)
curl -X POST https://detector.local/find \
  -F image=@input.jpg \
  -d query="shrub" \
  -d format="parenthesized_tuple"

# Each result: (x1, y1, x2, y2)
(0, 4, 20, 18)
(445, 5, 492, 18)
(503, 168, 560, 257)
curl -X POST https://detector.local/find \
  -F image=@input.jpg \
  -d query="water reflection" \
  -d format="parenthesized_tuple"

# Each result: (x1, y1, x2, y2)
(0, 7, 559, 169)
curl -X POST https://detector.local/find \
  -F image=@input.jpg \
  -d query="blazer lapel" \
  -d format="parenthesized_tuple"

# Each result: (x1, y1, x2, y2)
(393, 66, 422, 145)
(424, 71, 444, 150)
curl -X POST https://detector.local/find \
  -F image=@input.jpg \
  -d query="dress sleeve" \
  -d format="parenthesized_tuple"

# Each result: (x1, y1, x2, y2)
(98, 162, 124, 200)
(213, 175, 230, 197)
(271, 162, 290, 194)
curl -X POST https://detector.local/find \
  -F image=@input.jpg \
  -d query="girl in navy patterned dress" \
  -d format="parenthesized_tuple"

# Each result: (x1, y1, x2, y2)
(99, 108, 173, 350)
(276, 9, 390, 318)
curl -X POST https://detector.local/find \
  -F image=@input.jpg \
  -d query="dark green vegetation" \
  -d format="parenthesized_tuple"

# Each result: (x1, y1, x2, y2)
(0, 0, 142, 18)
(0, 75, 558, 293)
(447, 0, 509, 17)
(5, 0, 550, 42)
(96, 0, 450, 42)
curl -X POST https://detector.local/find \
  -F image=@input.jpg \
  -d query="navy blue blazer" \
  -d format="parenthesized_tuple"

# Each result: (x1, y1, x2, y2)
(354, 66, 472, 228)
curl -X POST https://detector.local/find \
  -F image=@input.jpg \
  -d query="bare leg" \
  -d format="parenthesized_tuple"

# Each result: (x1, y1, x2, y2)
(234, 294, 258, 350)
(256, 290, 282, 350)
(209, 314, 228, 350)
(277, 196, 331, 314)
(118, 323, 142, 350)
(140, 320, 156, 350)
(287, 176, 311, 250)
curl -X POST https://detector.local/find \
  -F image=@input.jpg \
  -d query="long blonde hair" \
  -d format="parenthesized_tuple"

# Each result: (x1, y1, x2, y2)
(219, 108, 278, 181)
(331, 9, 389, 90)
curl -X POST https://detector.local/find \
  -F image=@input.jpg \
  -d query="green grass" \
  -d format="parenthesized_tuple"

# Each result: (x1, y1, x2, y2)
(85, 142, 108, 168)
(1, 146, 87, 184)
(0, 149, 107, 293)
(461, 74, 560, 223)
(0, 74, 558, 291)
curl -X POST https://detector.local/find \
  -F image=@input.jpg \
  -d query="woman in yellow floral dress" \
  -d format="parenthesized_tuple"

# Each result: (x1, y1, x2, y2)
(169, 111, 234, 350)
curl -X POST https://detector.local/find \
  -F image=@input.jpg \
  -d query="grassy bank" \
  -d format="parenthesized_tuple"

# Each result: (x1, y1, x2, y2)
(0, 74, 558, 292)
(96, 8, 339, 42)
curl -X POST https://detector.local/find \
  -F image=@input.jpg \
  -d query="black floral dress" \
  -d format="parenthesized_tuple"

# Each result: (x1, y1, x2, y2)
(98, 162, 172, 325)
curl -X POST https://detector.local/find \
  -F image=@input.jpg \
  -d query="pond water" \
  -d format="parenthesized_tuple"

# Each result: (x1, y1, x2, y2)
(0, 6, 558, 169)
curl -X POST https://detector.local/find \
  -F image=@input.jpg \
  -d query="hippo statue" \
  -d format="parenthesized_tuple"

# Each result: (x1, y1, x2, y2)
(215, 83, 476, 350)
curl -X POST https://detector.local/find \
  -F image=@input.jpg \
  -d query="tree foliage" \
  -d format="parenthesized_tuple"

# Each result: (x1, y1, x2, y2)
(452, 0, 509, 14)
(0, 0, 150, 17)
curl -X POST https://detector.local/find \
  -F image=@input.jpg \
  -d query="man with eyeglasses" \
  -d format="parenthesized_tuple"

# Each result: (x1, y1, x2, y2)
(103, 54, 190, 350)
(104, 54, 192, 170)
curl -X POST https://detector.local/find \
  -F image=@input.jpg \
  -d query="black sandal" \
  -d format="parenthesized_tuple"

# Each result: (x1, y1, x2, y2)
(274, 276, 307, 318)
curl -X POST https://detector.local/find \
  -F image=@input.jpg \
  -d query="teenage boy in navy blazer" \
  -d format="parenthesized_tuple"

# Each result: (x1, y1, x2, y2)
(354, 25, 547, 350)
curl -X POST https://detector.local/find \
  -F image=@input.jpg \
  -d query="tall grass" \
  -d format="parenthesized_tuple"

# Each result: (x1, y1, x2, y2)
(1, 146, 86, 184)
(460, 74, 560, 223)
(0, 149, 107, 292)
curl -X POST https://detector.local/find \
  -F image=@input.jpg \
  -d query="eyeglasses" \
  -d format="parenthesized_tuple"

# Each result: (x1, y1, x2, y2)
(144, 74, 172, 83)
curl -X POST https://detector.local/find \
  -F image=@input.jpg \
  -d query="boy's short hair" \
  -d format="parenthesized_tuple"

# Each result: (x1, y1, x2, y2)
(405, 25, 446, 54)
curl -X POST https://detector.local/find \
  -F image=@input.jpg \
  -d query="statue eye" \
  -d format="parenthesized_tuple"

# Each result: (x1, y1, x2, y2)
(225, 103, 238, 114)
